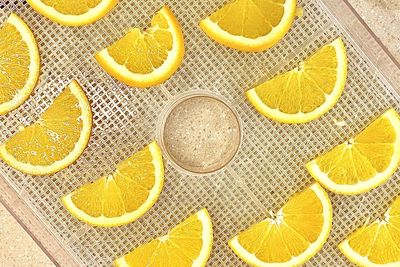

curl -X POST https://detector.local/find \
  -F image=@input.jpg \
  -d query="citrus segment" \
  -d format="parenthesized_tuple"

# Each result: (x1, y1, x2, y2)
(27, 0, 117, 26)
(246, 38, 347, 123)
(95, 6, 185, 88)
(339, 195, 400, 266)
(200, 0, 297, 52)
(229, 183, 332, 266)
(114, 209, 213, 267)
(61, 141, 164, 227)
(0, 13, 40, 115)
(0, 80, 92, 175)
(307, 109, 400, 195)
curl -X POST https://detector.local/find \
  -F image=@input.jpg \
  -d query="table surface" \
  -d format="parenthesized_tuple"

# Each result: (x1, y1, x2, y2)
(1, 0, 399, 266)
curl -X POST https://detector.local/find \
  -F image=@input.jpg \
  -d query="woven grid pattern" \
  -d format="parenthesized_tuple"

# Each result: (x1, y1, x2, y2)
(1, 0, 399, 266)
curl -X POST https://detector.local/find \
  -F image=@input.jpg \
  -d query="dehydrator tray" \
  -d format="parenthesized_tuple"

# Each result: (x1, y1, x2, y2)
(1, 0, 400, 266)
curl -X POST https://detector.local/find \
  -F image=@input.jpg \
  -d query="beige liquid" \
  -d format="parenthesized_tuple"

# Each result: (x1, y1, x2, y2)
(161, 94, 241, 174)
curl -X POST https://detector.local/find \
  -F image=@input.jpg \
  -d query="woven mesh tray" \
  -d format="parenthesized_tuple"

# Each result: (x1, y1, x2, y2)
(1, 0, 400, 266)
